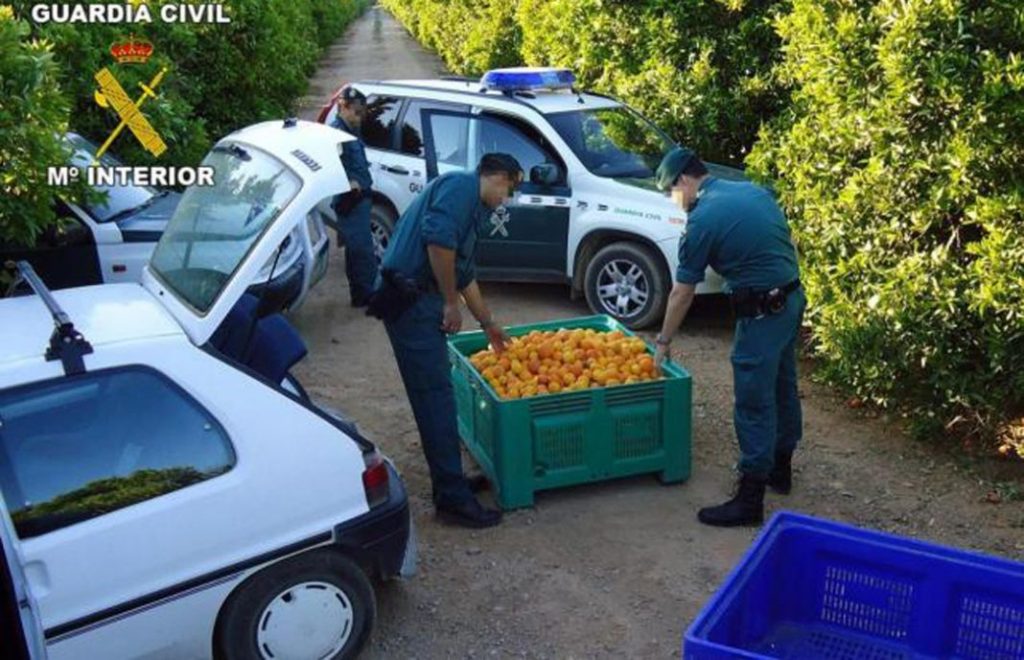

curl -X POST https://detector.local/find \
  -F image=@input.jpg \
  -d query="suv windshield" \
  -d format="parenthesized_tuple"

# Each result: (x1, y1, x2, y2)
(64, 133, 157, 222)
(547, 106, 675, 190)
(150, 144, 301, 313)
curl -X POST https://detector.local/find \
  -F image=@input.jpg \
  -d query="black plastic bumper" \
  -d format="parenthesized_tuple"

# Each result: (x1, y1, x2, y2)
(333, 462, 413, 580)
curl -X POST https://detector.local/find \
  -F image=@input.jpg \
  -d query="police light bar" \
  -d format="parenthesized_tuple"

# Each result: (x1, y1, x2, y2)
(480, 67, 576, 92)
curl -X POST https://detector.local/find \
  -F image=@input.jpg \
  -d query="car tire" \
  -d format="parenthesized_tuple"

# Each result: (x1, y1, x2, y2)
(583, 241, 669, 330)
(214, 549, 376, 660)
(370, 203, 396, 264)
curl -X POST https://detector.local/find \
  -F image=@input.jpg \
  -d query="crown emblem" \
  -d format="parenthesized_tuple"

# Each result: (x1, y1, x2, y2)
(109, 35, 154, 65)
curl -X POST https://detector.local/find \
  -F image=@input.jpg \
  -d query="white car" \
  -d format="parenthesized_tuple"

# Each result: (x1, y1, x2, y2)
(1, 133, 330, 315)
(0, 119, 414, 660)
(317, 67, 744, 328)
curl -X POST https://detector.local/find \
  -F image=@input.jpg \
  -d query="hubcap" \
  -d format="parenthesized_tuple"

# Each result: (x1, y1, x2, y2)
(370, 218, 390, 262)
(256, 581, 354, 660)
(596, 259, 649, 319)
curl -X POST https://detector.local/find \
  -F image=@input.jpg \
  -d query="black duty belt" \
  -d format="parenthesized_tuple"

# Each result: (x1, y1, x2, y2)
(730, 279, 801, 319)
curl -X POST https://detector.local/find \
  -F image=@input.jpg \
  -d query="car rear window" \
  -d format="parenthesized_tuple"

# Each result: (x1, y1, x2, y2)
(0, 368, 234, 539)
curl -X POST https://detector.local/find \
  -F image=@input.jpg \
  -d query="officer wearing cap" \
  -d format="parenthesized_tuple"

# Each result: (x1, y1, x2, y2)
(653, 147, 805, 527)
(331, 86, 377, 307)
(371, 153, 523, 529)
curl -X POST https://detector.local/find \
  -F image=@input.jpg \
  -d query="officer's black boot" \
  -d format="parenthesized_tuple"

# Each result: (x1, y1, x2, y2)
(436, 497, 502, 529)
(697, 473, 766, 527)
(768, 450, 793, 495)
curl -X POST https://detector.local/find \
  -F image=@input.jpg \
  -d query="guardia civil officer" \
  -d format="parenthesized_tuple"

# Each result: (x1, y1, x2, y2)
(331, 86, 377, 307)
(653, 147, 805, 527)
(368, 153, 523, 528)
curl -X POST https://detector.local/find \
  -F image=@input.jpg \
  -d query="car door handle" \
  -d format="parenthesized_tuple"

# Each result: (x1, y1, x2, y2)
(382, 165, 409, 175)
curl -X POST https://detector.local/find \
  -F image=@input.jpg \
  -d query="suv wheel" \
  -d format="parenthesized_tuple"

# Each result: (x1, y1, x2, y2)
(370, 203, 396, 264)
(584, 241, 669, 329)
(214, 550, 375, 660)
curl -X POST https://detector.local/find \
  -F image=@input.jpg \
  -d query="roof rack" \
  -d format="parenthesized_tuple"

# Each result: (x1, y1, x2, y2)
(6, 260, 93, 375)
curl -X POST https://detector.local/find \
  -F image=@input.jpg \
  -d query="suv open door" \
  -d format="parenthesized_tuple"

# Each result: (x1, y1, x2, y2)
(0, 497, 46, 660)
(420, 109, 573, 282)
(142, 119, 353, 345)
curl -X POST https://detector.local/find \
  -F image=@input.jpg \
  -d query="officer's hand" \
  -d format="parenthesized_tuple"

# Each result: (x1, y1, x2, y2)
(486, 325, 511, 353)
(441, 303, 462, 334)
(654, 343, 671, 368)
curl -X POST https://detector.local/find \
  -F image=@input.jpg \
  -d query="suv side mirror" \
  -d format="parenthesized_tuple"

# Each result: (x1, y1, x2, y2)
(529, 163, 562, 187)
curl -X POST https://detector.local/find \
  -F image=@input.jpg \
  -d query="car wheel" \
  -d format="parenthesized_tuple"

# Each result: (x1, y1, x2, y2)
(584, 241, 669, 330)
(370, 203, 396, 264)
(214, 550, 375, 660)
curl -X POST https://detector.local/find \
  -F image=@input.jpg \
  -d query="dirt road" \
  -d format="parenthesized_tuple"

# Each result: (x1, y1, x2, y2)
(292, 6, 1024, 657)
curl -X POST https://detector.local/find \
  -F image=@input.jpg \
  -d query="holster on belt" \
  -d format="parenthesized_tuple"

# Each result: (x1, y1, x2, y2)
(365, 268, 422, 322)
(730, 280, 801, 319)
(334, 188, 365, 218)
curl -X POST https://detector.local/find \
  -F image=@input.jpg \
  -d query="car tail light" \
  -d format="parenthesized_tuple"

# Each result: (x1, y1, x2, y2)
(317, 85, 345, 124)
(362, 451, 389, 508)
(316, 103, 331, 124)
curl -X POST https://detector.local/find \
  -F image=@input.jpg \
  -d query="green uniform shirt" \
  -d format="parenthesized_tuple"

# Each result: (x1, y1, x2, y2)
(676, 177, 799, 291)
(381, 171, 488, 290)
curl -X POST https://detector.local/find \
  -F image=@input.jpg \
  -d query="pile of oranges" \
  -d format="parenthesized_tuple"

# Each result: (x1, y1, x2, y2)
(469, 328, 660, 400)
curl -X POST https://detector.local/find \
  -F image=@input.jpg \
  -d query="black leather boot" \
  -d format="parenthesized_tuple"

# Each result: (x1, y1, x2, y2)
(436, 497, 502, 529)
(768, 451, 793, 495)
(698, 473, 766, 527)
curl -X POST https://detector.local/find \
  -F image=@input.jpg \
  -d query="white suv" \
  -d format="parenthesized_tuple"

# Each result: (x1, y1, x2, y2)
(318, 67, 743, 328)
(0, 120, 414, 660)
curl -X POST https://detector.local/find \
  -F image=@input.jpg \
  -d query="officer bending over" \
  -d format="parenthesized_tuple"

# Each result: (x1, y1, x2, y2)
(654, 147, 805, 527)
(332, 86, 377, 307)
(368, 153, 523, 528)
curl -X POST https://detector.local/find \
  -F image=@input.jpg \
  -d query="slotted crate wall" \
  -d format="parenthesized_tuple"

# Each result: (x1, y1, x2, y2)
(684, 512, 1024, 659)
(448, 315, 691, 509)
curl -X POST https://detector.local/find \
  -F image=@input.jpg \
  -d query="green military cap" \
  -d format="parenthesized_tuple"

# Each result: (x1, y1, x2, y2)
(656, 147, 698, 191)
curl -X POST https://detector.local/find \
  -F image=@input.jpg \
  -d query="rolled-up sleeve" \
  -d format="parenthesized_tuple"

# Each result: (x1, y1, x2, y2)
(676, 215, 712, 284)
(421, 177, 472, 250)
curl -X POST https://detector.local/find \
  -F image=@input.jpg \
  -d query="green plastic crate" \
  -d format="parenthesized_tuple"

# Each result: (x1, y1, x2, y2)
(448, 314, 692, 509)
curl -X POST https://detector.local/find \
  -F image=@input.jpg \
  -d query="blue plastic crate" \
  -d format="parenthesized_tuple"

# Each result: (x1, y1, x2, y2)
(684, 512, 1024, 659)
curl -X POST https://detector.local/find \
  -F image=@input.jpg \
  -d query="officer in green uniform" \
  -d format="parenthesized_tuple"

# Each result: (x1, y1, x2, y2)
(653, 147, 805, 527)
(371, 153, 523, 528)
(331, 86, 377, 307)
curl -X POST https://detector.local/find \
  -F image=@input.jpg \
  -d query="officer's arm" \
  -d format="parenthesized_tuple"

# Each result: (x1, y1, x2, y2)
(422, 178, 471, 306)
(338, 142, 363, 192)
(657, 216, 712, 347)
(461, 281, 492, 326)
(658, 283, 697, 344)
(462, 281, 509, 352)
(427, 246, 458, 305)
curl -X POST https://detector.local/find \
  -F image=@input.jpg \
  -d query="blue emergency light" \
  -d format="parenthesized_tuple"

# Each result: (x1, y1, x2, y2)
(480, 67, 576, 92)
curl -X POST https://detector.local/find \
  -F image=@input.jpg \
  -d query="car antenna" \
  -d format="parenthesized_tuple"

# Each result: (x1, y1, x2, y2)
(6, 260, 94, 375)
(571, 87, 585, 104)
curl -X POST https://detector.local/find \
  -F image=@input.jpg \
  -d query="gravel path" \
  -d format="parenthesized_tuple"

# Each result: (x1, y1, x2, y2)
(291, 7, 1024, 657)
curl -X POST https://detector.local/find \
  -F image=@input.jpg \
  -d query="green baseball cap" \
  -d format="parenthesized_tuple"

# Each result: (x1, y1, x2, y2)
(656, 147, 698, 191)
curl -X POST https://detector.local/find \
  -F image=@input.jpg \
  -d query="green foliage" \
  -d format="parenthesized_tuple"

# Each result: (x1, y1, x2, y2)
(381, 0, 521, 75)
(1, 0, 368, 243)
(747, 0, 1024, 440)
(0, 9, 88, 246)
(384, 0, 1023, 444)
(381, 0, 787, 165)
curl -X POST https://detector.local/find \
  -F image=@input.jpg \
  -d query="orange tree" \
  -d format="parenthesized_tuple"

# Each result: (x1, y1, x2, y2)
(747, 0, 1024, 445)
